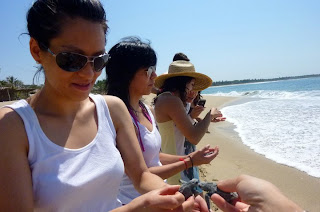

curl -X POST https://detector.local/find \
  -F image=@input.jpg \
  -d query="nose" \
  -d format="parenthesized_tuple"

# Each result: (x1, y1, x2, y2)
(150, 71, 157, 79)
(78, 62, 96, 78)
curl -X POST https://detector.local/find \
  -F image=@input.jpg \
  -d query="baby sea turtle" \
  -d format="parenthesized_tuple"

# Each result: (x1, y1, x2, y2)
(178, 178, 200, 199)
(199, 181, 238, 209)
(178, 179, 239, 210)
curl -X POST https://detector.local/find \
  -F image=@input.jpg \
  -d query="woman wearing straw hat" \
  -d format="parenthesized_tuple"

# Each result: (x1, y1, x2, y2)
(154, 60, 221, 185)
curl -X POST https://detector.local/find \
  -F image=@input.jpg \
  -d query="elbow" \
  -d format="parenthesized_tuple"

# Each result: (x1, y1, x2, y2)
(185, 136, 201, 145)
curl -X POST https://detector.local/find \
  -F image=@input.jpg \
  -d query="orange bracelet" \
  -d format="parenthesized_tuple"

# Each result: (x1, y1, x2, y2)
(179, 158, 188, 170)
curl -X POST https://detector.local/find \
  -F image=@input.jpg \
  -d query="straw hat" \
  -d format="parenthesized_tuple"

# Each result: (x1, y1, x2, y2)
(154, 60, 212, 91)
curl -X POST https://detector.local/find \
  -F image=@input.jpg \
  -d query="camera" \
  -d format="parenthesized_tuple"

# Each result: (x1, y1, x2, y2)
(197, 99, 206, 107)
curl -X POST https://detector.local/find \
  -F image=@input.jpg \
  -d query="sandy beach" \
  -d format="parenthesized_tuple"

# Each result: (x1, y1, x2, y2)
(143, 94, 320, 212)
(2, 96, 319, 211)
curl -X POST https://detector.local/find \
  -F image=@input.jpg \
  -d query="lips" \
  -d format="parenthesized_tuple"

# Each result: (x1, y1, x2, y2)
(72, 82, 91, 91)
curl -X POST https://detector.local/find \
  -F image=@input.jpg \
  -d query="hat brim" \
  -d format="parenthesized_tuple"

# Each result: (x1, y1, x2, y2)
(154, 72, 212, 91)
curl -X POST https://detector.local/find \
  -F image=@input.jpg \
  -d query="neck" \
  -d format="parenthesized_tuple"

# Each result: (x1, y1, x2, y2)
(129, 90, 142, 112)
(29, 85, 89, 117)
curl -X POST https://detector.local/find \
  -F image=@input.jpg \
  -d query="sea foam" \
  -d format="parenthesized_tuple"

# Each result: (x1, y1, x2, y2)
(221, 98, 320, 178)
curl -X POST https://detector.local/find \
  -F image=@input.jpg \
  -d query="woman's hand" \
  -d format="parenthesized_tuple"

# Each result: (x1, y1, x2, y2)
(190, 105, 205, 119)
(211, 116, 226, 122)
(210, 175, 304, 212)
(188, 145, 219, 166)
(210, 108, 223, 120)
(123, 185, 195, 212)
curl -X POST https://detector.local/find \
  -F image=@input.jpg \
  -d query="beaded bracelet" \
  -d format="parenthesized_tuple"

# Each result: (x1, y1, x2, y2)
(179, 158, 188, 170)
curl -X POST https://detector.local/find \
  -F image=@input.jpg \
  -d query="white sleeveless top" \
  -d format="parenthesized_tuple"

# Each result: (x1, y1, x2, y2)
(4, 94, 124, 211)
(117, 103, 162, 204)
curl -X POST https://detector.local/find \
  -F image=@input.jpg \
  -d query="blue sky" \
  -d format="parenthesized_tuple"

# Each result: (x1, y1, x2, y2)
(0, 0, 319, 85)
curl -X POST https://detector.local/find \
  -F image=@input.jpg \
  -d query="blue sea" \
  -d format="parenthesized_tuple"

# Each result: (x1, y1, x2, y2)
(203, 77, 320, 178)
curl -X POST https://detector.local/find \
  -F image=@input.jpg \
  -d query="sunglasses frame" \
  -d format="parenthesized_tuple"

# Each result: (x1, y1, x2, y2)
(47, 48, 109, 72)
(146, 66, 156, 79)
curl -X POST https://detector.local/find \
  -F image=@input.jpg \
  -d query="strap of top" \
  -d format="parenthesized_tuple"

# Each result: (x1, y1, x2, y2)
(128, 102, 154, 152)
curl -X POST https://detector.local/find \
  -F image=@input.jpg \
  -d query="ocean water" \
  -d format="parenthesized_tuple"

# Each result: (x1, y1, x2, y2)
(203, 77, 320, 178)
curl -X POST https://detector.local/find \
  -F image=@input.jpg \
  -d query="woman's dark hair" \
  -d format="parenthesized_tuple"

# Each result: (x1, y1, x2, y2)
(193, 91, 202, 105)
(155, 76, 193, 105)
(27, 0, 108, 83)
(105, 36, 157, 109)
(173, 52, 190, 62)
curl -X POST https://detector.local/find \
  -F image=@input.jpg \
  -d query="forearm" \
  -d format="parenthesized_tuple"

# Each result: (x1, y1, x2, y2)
(186, 112, 211, 144)
(134, 171, 168, 194)
(149, 157, 192, 179)
(159, 152, 184, 165)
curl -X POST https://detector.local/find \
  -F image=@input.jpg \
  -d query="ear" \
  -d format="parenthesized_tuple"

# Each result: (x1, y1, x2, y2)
(29, 38, 42, 64)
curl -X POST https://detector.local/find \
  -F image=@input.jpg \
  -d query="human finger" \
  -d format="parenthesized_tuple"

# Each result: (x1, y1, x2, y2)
(210, 194, 241, 212)
(211, 117, 226, 122)
(215, 177, 241, 193)
(204, 146, 219, 156)
(178, 195, 195, 212)
(193, 195, 209, 212)
(150, 186, 185, 209)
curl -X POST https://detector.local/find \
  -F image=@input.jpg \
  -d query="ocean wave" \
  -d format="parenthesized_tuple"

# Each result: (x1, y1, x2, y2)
(221, 98, 320, 178)
(210, 90, 320, 100)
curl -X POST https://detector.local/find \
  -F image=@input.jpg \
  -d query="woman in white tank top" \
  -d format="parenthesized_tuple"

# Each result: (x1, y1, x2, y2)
(0, 1, 196, 211)
(106, 37, 218, 205)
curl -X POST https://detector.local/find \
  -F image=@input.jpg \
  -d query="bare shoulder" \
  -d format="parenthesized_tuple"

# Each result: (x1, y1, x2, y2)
(0, 107, 28, 151)
(0, 107, 25, 130)
(102, 95, 128, 114)
(101, 95, 131, 129)
(102, 95, 125, 107)
(155, 93, 182, 108)
(154, 93, 186, 122)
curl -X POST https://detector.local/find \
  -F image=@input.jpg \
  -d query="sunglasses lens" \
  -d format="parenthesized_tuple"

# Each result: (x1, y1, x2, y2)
(56, 52, 87, 72)
(93, 54, 109, 72)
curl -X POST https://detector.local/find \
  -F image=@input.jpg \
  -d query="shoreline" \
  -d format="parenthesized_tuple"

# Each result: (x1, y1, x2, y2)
(196, 95, 320, 212)
(143, 94, 320, 211)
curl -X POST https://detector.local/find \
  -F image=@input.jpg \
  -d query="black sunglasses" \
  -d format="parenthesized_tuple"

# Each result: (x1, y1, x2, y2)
(47, 48, 109, 72)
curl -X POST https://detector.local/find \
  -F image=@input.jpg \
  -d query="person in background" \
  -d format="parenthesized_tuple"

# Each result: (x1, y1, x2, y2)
(170, 53, 225, 195)
(105, 37, 217, 205)
(0, 1, 196, 211)
(153, 59, 221, 185)
(210, 175, 305, 212)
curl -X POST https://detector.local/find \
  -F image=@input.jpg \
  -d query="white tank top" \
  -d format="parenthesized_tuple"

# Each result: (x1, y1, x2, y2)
(4, 94, 124, 211)
(117, 103, 162, 204)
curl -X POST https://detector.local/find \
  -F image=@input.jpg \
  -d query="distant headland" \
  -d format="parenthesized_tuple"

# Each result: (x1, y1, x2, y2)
(212, 74, 320, 86)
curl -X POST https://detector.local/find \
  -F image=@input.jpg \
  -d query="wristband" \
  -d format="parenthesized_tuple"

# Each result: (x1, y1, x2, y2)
(179, 158, 188, 170)
(187, 155, 194, 167)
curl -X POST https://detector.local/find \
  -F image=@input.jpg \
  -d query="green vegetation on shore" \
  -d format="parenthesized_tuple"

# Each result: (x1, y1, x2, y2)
(212, 74, 320, 86)
(1, 73, 319, 101)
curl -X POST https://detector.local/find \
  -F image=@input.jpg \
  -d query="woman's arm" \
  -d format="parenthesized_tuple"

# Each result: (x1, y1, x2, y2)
(0, 108, 34, 211)
(105, 95, 168, 193)
(155, 95, 211, 145)
(150, 145, 219, 180)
